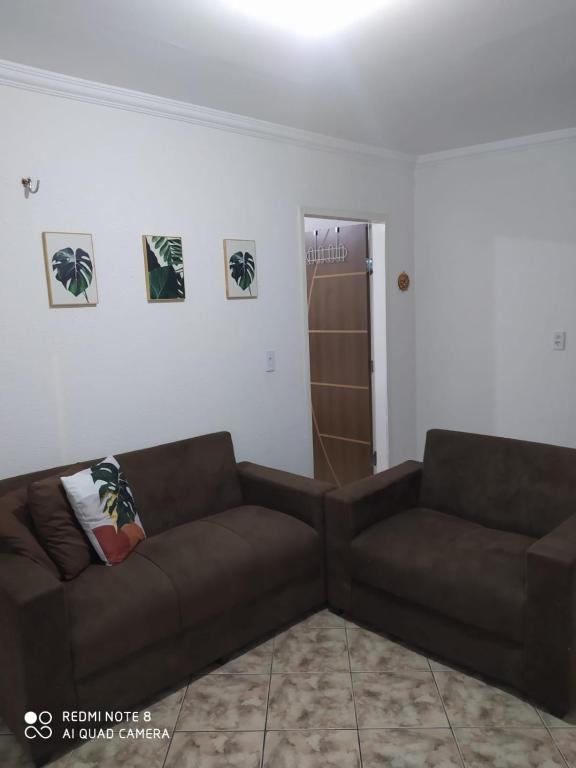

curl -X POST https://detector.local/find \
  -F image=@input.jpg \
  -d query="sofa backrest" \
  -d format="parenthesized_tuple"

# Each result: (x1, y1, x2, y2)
(420, 429, 576, 538)
(0, 431, 243, 541)
(117, 432, 242, 536)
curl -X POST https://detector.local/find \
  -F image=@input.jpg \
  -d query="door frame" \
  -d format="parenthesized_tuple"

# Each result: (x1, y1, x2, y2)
(297, 205, 390, 479)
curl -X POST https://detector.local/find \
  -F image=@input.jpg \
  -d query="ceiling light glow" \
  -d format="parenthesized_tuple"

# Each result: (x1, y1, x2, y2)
(225, 0, 391, 38)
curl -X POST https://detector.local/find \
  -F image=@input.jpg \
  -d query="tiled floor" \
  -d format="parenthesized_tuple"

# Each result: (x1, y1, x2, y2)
(2, 608, 576, 767)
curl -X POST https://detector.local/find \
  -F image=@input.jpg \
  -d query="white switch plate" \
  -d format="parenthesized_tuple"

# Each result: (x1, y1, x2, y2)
(265, 351, 276, 372)
(553, 331, 566, 351)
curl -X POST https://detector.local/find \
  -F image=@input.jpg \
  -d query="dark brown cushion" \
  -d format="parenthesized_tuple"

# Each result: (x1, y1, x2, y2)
(351, 507, 534, 643)
(65, 553, 180, 678)
(209, 505, 321, 588)
(0, 489, 60, 578)
(28, 469, 93, 580)
(420, 429, 576, 537)
(137, 506, 321, 629)
(116, 431, 243, 536)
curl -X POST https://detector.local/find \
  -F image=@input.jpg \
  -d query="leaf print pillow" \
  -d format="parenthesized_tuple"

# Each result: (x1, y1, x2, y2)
(61, 456, 145, 565)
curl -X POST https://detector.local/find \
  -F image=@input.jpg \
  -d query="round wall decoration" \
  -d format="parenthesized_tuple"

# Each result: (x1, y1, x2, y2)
(397, 272, 410, 292)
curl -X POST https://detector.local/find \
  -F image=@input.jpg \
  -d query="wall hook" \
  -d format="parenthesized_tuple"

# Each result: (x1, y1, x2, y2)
(21, 177, 40, 198)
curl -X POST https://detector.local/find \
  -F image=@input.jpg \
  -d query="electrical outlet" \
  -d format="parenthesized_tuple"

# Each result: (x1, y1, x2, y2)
(265, 351, 276, 372)
(553, 331, 566, 351)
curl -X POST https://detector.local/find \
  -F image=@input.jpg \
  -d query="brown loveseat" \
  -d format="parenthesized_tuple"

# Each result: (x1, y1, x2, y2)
(0, 432, 332, 765)
(326, 428, 576, 716)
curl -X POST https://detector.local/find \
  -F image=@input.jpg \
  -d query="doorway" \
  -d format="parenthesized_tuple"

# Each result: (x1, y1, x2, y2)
(304, 217, 374, 485)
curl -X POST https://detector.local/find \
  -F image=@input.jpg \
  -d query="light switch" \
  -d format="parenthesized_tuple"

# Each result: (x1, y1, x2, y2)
(553, 331, 567, 351)
(265, 351, 276, 372)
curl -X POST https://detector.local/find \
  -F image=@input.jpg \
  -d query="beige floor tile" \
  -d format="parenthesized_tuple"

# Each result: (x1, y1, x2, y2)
(353, 670, 449, 728)
(263, 729, 360, 768)
(455, 727, 566, 768)
(273, 628, 349, 673)
(267, 672, 356, 730)
(211, 640, 273, 675)
(177, 674, 269, 731)
(434, 671, 541, 727)
(113, 683, 187, 733)
(298, 609, 346, 629)
(359, 728, 462, 768)
(538, 708, 576, 728)
(551, 728, 576, 767)
(165, 731, 264, 768)
(348, 627, 430, 672)
(49, 734, 170, 768)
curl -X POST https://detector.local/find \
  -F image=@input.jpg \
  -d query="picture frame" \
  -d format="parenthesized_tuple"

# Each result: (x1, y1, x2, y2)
(143, 235, 185, 302)
(223, 239, 258, 299)
(42, 231, 98, 307)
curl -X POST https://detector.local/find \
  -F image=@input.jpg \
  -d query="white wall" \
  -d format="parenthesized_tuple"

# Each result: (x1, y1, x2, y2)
(0, 83, 416, 479)
(415, 138, 576, 456)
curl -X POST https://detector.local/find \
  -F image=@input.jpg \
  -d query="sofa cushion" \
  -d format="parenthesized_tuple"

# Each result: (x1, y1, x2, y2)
(137, 506, 321, 629)
(62, 457, 146, 566)
(117, 432, 243, 536)
(420, 429, 576, 537)
(0, 489, 60, 578)
(28, 468, 94, 580)
(351, 507, 534, 643)
(65, 553, 180, 679)
(209, 505, 321, 588)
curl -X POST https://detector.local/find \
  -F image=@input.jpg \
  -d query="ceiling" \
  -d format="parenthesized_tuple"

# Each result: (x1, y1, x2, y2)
(0, 0, 575, 155)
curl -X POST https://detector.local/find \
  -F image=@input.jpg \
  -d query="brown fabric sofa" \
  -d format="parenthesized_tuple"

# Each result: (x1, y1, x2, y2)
(0, 432, 332, 765)
(326, 428, 576, 716)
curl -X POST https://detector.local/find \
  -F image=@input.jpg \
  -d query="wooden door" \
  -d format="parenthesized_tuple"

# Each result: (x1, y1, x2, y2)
(306, 223, 373, 485)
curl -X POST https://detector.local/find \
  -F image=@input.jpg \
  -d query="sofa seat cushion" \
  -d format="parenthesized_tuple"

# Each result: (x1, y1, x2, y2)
(137, 506, 321, 629)
(65, 553, 180, 679)
(351, 507, 534, 643)
(209, 505, 321, 588)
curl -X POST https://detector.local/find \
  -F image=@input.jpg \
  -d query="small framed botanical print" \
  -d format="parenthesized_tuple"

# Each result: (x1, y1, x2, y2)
(42, 232, 98, 307)
(224, 239, 258, 299)
(143, 235, 185, 301)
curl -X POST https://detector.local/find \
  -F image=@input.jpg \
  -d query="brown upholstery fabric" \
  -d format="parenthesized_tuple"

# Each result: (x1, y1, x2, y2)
(209, 505, 321, 588)
(76, 573, 324, 719)
(325, 461, 422, 612)
(420, 429, 576, 537)
(117, 432, 243, 536)
(136, 506, 320, 630)
(0, 434, 330, 764)
(28, 468, 93, 580)
(350, 582, 525, 692)
(237, 461, 333, 533)
(65, 554, 180, 679)
(0, 554, 77, 760)
(352, 507, 533, 643)
(526, 513, 576, 715)
(0, 489, 60, 578)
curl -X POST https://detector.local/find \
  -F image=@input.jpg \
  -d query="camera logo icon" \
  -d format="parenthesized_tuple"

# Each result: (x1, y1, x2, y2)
(24, 711, 53, 740)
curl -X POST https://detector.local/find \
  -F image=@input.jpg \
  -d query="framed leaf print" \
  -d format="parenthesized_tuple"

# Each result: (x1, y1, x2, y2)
(42, 232, 98, 307)
(143, 235, 185, 302)
(224, 239, 258, 299)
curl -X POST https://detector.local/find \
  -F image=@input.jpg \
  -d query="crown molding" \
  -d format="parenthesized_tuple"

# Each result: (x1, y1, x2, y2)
(0, 58, 414, 165)
(417, 126, 576, 165)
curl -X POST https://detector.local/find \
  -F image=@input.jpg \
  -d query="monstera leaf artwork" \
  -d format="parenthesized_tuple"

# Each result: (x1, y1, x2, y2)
(90, 460, 138, 530)
(144, 235, 185, 301)
(224, 239, 258, 299)
(43, 232, 98, 306)
(52, 248, 94, 302)
(229, 251, 255, 294)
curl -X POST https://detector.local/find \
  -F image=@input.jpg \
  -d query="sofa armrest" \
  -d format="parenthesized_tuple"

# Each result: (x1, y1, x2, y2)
(0, 554, 76, 760)
(237, 461, 333, 534)
(526, 514, 576, 714)
(325, 461, 422, 612)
